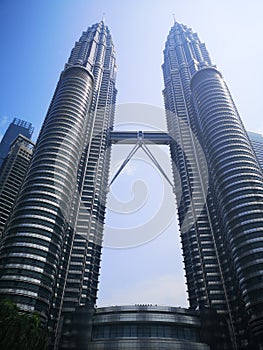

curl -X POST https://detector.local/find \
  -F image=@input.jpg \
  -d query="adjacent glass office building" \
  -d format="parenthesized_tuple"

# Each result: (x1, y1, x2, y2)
(0, 135, 34, 238)
(163, 21, 263, 348)
(248, 131, 263, 170)
(0, 118, 33, 168)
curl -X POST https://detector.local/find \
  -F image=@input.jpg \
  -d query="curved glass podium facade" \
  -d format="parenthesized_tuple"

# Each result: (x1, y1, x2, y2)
(61, 305, 215, 349)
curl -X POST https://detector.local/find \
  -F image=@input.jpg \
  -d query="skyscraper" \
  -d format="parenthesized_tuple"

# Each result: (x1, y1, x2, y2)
(1, 17, 263, 350)
(248, 131, 263, 170)
(0, 118, 34, 169)
(0, 20, 117, 345)
(162, 21, 263, 348)
(0, 134, 34, 238)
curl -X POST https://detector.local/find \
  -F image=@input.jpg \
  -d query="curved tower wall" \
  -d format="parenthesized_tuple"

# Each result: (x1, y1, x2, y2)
(162, 23, 234, 319)
(162, 21, 263, 347)
(191, 67, 263, 340)
(58, 22, 117, 316)
(0, 66, 94, 320)
(0, 21, 117, 332)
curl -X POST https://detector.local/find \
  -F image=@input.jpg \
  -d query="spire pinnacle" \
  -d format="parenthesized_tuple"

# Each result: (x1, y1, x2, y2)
(172, 13, 176, 24)
(102, 13, 105, 22)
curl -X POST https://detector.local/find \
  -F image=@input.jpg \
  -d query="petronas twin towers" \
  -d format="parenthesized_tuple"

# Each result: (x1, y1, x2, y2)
(0, 20, 263, 349)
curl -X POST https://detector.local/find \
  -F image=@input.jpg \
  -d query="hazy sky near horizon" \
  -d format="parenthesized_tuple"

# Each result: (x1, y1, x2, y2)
(1, 0, 263, 308)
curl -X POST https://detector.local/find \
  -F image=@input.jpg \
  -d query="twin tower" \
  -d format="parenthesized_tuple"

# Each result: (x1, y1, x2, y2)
(0, 20, 263, 349)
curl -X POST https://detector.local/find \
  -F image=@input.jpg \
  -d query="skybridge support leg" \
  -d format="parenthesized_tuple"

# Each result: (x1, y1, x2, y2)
(107, 143, 141, 189)
(108, 135, 175, 193)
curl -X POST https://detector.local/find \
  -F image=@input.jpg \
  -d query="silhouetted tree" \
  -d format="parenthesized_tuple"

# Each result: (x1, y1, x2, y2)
(0, 299, 48, 350)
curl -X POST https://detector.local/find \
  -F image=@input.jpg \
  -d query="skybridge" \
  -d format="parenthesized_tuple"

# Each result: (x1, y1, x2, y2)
(109, 130, 175, 191)
(110, 130, 172, 145)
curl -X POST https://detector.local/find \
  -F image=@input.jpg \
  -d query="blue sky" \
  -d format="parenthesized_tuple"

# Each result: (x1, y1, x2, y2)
(1, 0, 263, 307)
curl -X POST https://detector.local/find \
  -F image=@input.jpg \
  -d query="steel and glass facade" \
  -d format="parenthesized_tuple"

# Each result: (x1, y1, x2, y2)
(0, 118, 33, 169)
(90, 306, 209, 350)
(0, 21, 117, 345)
(162, 20, 235, 324)
(60, 305, 218, 349)
(163, 22, 263, 348)
(0, 135, 34, 238)
(1, 18, 263, 350)
(248, 131, 263, 170)
(58, 304, 235, 350)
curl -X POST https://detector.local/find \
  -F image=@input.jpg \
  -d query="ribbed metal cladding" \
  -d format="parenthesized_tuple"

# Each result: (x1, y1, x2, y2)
(57, 22, 117, 316)
(0, 65, 93, 320)
(45, 22, 118, 346)
(162, 22, 262, 348)
(191, 67, 263, 339)
(162, 22, 233, 319)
